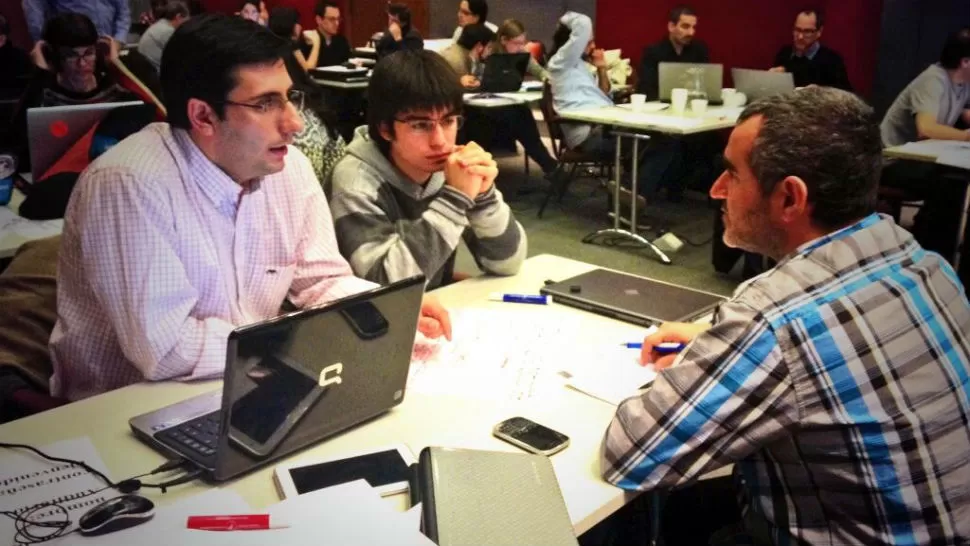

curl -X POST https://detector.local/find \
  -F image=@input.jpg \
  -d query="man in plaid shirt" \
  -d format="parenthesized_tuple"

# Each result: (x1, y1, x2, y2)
(602, 87, 970, 544)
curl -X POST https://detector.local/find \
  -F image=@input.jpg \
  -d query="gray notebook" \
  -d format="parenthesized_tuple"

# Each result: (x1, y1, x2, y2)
(417, 447, 578, 546)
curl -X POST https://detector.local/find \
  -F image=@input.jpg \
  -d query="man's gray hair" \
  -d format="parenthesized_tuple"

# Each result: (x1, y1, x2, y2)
(738, 86, 883, 229)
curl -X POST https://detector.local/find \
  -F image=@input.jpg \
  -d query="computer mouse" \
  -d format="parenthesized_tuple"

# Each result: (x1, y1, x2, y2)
(78, 494, 155, 535)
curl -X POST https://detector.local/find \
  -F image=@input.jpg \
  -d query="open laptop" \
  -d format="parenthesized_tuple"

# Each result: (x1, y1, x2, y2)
(130, 276, 425, 482)
(27, 101, 144, 181)
(731, 68, 795, 101)
(658, 62, 724, 104)
(479, 53, 531, 93)
(540, 269, 725, 327)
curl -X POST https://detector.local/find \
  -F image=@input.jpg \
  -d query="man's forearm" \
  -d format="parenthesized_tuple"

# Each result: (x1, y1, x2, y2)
(597, 66, 611, 93)
(919, 120, 970, 141)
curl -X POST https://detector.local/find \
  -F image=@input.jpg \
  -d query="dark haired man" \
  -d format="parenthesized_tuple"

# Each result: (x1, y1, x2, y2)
(452, 0, 495, 42)
(327, 50, 525, 290)
(636, 5, 708, 100)
(302, 0, 349, 67)
(603, 87, 970, 544)
(769, 8, 851, 90)
(137, 0, 190, 72)
(48, 15, 451, 401)
(376, 3, 424, 59)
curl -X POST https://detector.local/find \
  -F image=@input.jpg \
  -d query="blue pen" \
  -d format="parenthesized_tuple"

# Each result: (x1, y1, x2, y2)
(488, 292, 551, 305)
(621, 342, 686, 354)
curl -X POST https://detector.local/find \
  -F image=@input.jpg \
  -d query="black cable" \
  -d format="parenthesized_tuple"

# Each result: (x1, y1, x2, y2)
(0, 443, 196, 545)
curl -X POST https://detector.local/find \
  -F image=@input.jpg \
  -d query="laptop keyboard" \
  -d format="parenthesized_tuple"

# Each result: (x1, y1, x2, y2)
(155, 411, 221, 465)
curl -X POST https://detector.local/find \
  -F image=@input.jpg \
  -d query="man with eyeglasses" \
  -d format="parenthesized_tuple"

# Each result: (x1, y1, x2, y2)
(48, 16, 453, 401)
(327, 49, 526, 290)
(302, 0, 350, 67)
(769, 9, 851, 91)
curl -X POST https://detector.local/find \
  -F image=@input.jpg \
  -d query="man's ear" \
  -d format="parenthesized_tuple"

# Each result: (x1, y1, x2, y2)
(775, 175, 810, 224)
(378, 122, 394, 143)
(187, 98, 219, 136)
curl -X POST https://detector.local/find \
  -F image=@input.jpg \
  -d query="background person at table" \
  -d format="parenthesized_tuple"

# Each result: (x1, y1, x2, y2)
(5, 13, 139, 173)
(376, 3, 424, 60)
(301, 0, 350, 68)
(268, 6, 320, 71)
(48, 16, 451, 402)
(23, 0, 131, 43)
(137, 0, 190, 73)
(451, 0, 496, 43)
(880, 28, 970, 279)
(327, 50, 526, 289)
(603, 87, 970, 545)
(769, 8, 851, 90)
(491, 18, 547, 82)
(443, 24, 559, 178)
(636, 5, 708, 101)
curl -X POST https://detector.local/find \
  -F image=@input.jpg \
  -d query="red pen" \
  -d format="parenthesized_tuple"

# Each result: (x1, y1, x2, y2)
(187, 514, 290, 531)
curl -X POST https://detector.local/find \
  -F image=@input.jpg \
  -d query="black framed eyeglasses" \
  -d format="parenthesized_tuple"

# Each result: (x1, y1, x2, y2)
(222, 89, 306, 115)
(394, 115, 465, 134)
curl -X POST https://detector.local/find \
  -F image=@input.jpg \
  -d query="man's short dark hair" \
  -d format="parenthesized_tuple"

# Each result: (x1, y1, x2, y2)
(267, 6, 299, 39)
(388, 3, 412, 29)
(161, 14, 289, 130)
(314, 0, 339, 17)
(43, 12, 98, 48)
(940, 28, 970, 70)
(154, 0, 190, 21)
(367, 50, 464, 154)
(797, 8, 824, 29)
(668, 5, 696, 24)
(737, 87, 882, 229)
(550, 23, 570, 59)
(465, 0, 488, 23)
(457, 23, 494, 50)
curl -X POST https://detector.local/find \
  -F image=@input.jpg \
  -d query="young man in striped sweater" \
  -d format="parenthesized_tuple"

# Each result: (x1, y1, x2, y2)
(327, 49, 526, 289)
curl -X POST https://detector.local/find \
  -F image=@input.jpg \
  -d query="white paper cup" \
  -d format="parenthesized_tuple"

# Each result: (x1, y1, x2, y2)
(671, 88, 688, 114)
(720, 88, 736, 101)
(691, 98, 708, 115)
(630, 93, 646, 110)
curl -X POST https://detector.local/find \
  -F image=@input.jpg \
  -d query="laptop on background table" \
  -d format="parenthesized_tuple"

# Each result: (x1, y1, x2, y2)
(479, 53, 531, 93)
(658, 62, 724, 104)
(27, 101, 144, 181)
(731, 68, 795, 101)
(541, 269, 725, 327)
(130, 276, 425, 482)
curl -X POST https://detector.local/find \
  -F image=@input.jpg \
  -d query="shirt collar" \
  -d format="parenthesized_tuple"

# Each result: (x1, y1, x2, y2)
(792, 41, 821, 60)
(779, 213, 885, 267)
(173, 128, 252, 218)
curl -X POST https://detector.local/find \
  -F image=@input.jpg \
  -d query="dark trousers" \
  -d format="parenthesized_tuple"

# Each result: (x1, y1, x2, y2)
(579, 128, 684, 196)
(463, 104, 558, 174)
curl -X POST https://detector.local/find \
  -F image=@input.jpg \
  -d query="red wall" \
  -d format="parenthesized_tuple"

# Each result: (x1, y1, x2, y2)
(595, 0, 882, 98)
(201, 0, 348, 34)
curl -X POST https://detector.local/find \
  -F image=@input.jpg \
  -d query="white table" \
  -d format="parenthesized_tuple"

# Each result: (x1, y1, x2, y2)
(557, 104, 740, 264)
(1, 185, 64, 260)
(462, 90, 542, 108)
(0, 254, 729, 538)
(312, 78, 369, 90)
(884, 141, 970, 270)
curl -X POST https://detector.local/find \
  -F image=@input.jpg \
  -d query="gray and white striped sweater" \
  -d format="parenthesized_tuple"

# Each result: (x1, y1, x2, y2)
(326, 127, 527, 289)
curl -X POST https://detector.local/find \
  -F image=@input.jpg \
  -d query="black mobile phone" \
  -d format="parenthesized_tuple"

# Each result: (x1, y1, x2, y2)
(492, 417, 570, 456)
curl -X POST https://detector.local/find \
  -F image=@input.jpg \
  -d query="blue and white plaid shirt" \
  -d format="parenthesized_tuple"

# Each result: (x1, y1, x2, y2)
(602, 213, 970, 545)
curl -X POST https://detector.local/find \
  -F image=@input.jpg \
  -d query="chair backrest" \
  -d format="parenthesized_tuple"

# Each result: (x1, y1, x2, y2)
(539, 81, 566, 158)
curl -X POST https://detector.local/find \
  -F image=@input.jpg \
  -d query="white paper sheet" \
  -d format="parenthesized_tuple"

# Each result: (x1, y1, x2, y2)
(565, 326, 659, 405)
(893, 139, 970, 161)
(0, 438, 113, 545)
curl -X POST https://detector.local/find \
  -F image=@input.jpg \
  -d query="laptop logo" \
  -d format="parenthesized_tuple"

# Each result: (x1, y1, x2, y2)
(318, 363, 343, 388)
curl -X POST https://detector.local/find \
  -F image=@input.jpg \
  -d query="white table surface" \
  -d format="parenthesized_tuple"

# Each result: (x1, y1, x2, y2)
(311, 78, 370, 90)
(558, 103, 740, 135)
(0, 254, 730, 537)
(1, 185, 63, 260)
(463, 90, 543, 107)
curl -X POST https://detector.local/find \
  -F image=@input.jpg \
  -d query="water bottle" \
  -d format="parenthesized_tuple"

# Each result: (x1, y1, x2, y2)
(0, 153, 16, 207)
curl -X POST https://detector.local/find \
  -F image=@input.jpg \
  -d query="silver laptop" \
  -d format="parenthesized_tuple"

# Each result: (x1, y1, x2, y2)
(658, 62, 724, 103)
(540, 268, 725, 327)
(732, 68, 795, 101)
(27, 101, 143, 180)
(130, 276, 426, 482)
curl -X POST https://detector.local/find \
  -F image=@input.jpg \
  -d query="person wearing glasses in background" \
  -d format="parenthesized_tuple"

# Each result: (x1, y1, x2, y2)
(769, 8, 851, 90)
(303, 0, 350, 68)
(326, 50, 526, 290)
(5, 13, 137, 173)
(452, 0, 496, 42)
(376, 3, 424, 59)
(268, 6, 320, 71)
(491, 19, 547, 81)
(48, 16, 452, 401)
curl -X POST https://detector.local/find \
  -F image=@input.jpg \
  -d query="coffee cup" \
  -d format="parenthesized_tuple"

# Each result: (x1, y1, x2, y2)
(630, 93, 646, 110)
(671, 88, 688, 114)
(690, 98, 708, 115)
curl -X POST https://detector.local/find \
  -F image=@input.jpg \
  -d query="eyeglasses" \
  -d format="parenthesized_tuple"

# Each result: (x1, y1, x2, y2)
(324, 16, 341, 23)
(793, 27, 818, 36)
(60, 47, 97, 64)
(222, 89, 305, 115)
(394, 115, 464, 134)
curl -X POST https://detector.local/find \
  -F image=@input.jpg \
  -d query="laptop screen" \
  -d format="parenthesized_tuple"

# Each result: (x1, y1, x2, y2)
(212, 276, 425, 481)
